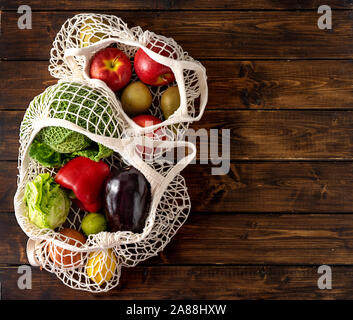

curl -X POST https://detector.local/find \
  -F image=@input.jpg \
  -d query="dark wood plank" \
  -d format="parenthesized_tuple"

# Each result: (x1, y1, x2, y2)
(0, 0, 160, 10)
(0, 61, 55, 110)
(4, 161, 353, 213)
(211, 60, 353, 109)
(4, 60, 353, 110)
(4, 110, 353, 161)
(1, 0, 352, 10)
(188, 162, 353, 213)
(0, 162, 18, 213)
(0, 265, 350, 299)
(193, 110, 353, 161)
(1, 11, 353, 60)
(0, 113, 21, 160)
(3, 212, 353, 265)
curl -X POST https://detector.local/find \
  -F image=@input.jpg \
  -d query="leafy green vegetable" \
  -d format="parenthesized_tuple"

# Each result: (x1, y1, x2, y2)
(29, 139, 64, 168)
(24, 173, 70, 229)
(71, 143, 113, 162)
(29, 138, 113, 168)
(48, 82, 119, 137)
(27, 82, 118, 168)
(37, 126, 91, 153)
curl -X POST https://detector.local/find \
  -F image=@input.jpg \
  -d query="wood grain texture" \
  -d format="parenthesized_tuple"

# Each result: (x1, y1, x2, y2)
(0, 265, 351, 299)
(187, 162, 353, 213)
(4, 110, 353, 161)
(0, 61, 55, 110)
(3, 212, 353, 266)
(2, 1, 353, 300)
(3, 161, 353, 213)
(1, 0, 352, 10)
(4, 60, 353, 110)
(193, 110, 353, 160)
(1, 11, 353, 60)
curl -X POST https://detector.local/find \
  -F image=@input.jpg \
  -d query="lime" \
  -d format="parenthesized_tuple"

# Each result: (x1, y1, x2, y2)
(81, 213, 107, 236)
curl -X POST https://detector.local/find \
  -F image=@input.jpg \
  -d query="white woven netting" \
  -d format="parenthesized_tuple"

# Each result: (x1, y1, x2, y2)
(14, 13, 207, 293)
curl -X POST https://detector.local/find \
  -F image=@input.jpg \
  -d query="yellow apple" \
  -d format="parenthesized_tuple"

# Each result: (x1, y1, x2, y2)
(79, 18, 108, 47)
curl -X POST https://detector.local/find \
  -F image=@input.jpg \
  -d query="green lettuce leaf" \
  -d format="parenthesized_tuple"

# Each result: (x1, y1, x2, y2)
(24, 173, 70, 229)
(71, 142, 114, 162)
(29, 138, 113, 168)
(29, 139, 65, 168)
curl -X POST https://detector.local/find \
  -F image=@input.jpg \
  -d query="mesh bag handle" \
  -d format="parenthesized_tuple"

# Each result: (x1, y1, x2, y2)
(63, 37, 208, 135)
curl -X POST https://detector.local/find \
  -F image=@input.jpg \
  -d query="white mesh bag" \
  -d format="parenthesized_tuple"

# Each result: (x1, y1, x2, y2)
(14, 79, 197, 292)
(49, 13, 208, 140)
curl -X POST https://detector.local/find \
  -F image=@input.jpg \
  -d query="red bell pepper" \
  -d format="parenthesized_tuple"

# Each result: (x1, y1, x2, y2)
(55, 157, 110, 212)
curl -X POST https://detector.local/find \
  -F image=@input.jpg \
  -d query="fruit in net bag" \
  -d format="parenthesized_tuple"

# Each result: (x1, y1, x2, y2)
(133, 115, 165, 157)
(161, 86, 180, 119)
(81, 213, 107, 236)
(90, 47, 132, 92)
(133, 114, 162, 128)
(16, 12, 205, 293)
(86, 249, 117, 285)
(48, 228, 86, 269)
(134, 41, 176, 86)
(80, 18, 109, 47)
(121, 81, 152, 116)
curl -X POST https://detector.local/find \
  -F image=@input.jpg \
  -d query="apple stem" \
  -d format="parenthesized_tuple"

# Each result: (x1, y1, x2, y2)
(112, 55, 120, 68)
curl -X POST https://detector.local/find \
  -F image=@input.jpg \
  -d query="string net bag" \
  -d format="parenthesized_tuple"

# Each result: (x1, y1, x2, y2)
(14, 79, 197, 292)
(48, 13, 208, 142)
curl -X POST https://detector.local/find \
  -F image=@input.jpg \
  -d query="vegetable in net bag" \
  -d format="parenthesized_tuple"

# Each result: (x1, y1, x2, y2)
(15, 80, 196, 292)
(49, 13, 208, 140)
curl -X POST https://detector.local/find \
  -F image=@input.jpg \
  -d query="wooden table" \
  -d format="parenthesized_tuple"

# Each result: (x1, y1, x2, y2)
(2, 0, 353, 300)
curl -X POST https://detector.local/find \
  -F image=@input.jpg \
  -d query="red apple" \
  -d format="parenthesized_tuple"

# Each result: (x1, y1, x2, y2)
(134, 41, 176, 86)
(133, 114, 162, 129)
(90, 47, 132, 92)
(133, 115, 166, 157)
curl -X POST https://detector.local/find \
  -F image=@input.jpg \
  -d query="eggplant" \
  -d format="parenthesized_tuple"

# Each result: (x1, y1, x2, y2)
(104, 167, 151, 233)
